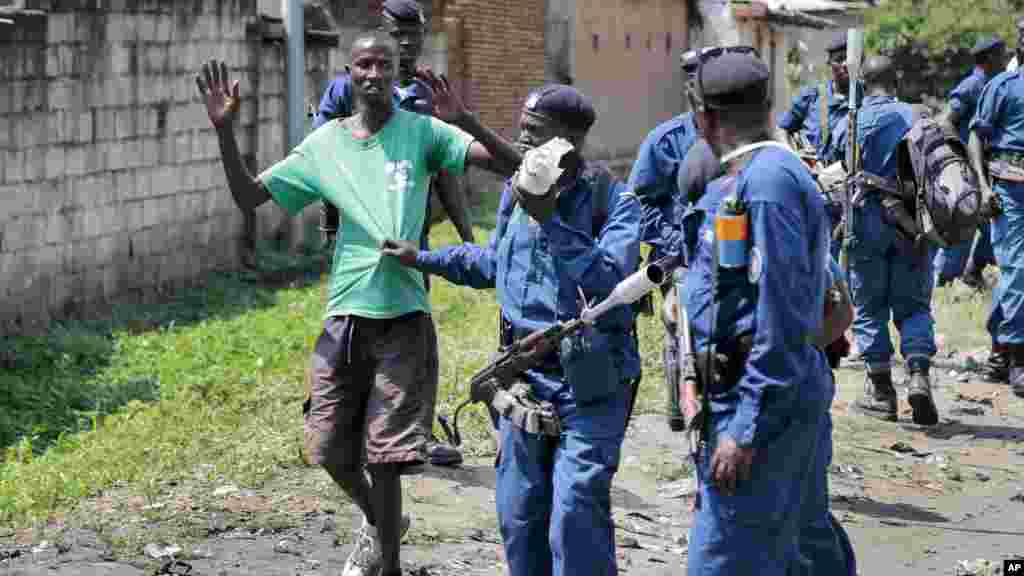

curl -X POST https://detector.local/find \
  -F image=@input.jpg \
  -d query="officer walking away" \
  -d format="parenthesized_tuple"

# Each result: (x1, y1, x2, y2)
(382, 85, 642, 576)
(846, 55, 940, 426)
(197, 33, 522, 576)
(777, 31, 861, 166)
(967, 17, 1024, 398)
(933, 35, 1005, 288)
(680, 47, 832, 575)
(310, 0, 472, 468)
(626, 48, 707, 431)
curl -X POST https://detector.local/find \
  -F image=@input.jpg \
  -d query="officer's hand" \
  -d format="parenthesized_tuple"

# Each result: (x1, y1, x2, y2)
(511, 177, 559, 224)
(980, 185, 1002, 218)
(681, 378, 701, 427)
(380, 239, 419, 267)
(710, 436, 756, 495)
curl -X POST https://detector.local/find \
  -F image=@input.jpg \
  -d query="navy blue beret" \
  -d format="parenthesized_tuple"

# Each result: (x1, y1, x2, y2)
(827, 30, 847, 54)
(971, 35, 1005, 56)
(382, 0, 425, 24)
(697, 51, 770, 108)
(523, 85, 596, 133)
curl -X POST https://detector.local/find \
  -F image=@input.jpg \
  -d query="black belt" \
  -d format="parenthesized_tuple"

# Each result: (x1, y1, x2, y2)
(694, 334, 754, 396)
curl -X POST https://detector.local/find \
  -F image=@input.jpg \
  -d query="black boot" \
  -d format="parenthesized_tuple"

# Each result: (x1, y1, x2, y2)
(906, 358, 939, 426)
(980, 343, 1010, 384)
(1008, 344, 1024, 398)
(854, 371, 898, 422)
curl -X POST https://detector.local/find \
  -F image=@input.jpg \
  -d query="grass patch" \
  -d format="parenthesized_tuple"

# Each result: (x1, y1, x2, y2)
(0, 189, 706, 529)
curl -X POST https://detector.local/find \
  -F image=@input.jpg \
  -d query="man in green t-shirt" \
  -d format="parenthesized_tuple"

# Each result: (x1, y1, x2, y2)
(196, 32, 520, 576)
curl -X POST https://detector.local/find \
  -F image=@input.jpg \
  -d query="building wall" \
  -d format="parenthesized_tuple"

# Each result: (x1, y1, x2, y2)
(440, 0, 546, 140)
(571, 0, 689, 163)
(0, 0, 348, 334)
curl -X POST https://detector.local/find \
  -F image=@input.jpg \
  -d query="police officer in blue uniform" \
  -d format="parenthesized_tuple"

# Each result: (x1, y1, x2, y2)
(968, 18, 1024, 399)
(680, 47, 832, 575)
(627, 48, 708, 431)
(310, 0, 470, 467)
(934, 35, 1005, 288)
(846, 55, 940, 426)
(777, 31, 860, 166)
(382, 85, 641, 576)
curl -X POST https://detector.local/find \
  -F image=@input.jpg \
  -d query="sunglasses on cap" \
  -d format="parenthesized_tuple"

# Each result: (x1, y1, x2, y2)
(827, 50, 847, 65)
(695, 45, 763, 111)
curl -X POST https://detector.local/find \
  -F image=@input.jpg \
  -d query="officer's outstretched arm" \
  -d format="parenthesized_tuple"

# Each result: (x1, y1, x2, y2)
(540, 182, 641, 303)
(408, 187, 515, 289)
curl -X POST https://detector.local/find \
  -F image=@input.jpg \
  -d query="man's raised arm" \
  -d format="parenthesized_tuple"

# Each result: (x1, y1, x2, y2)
(196, 60, 271, 212)
(417, 68, 522, 178)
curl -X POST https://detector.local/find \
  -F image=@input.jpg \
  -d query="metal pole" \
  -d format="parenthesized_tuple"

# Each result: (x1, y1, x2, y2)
(284, 0, 304, 150)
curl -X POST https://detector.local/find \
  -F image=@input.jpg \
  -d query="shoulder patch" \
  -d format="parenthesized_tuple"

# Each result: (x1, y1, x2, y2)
(748, 246, 764, 284)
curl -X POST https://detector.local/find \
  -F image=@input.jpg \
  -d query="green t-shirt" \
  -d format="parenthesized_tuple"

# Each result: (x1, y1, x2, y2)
(258, 109, 473, 320)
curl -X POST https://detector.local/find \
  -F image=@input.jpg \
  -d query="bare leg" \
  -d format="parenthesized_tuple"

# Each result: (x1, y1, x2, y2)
(323, 463, 376, 526)
(367, 464, 403, 574)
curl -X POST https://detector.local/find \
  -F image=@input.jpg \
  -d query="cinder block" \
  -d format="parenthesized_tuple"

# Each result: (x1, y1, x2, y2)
(78, 111, 93, 144)
(22, 147, 45, 183)
(65, 146, 86, 177)
(0, 184, 34, 220)
(155, 15, 172, 43)
(47, 110, 67, 144)
(47, 12, 73, 44)
(114, 108, 135, 139)
(49, 80, 72, 110)
(46, 45, 60, 78)
(44, 146, 65, 181)
(5, 215, 45, 252)
(4, 150, 24, 184)
(58, 44, 75, 78)
(0, 116, 9, 149)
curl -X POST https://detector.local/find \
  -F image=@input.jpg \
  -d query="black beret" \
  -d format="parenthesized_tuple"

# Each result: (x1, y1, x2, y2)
(826, 30, 847, 54)
(971, 35, 1005, 56)
(861, 54, 895, 82)
(523, 85, 596, 133)
(697, 50, 770, 108)
(382, 0, 425, 24)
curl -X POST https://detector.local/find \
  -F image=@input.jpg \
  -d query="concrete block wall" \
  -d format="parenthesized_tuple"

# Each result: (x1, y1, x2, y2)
(0, 0, 347, 334)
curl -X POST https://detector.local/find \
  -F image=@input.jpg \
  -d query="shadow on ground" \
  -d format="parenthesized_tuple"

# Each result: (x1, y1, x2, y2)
(832, 495, 950, 524)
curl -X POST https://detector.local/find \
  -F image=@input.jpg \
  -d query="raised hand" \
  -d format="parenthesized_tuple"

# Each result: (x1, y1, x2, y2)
(415, 65, 466, 123)
(196, 60, 240, 130)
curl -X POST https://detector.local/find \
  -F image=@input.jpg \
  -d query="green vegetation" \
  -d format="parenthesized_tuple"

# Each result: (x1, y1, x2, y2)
(0, 191, 668, 528)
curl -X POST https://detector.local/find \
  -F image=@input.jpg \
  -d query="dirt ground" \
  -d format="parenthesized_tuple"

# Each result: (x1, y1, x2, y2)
(2, 358, 1023, 576)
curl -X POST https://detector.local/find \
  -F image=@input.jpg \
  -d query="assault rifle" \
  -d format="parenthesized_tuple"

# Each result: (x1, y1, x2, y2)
(841, 28, 864, 277)
(438, 256, 679, 447)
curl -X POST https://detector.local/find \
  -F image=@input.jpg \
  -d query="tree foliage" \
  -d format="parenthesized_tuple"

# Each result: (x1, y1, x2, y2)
(865, 0, 1021, 55)
(863, 0, 1023, 98)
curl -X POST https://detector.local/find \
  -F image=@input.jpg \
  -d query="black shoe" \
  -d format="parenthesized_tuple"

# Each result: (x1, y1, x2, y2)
(667, 415, 686, 432)
(1012, 366, 1024, 398)
(980, 350, 1010, 384)
(854, 372, 898, 422)
(425, 437, 463, 467)
(906, 370, 939, 426)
